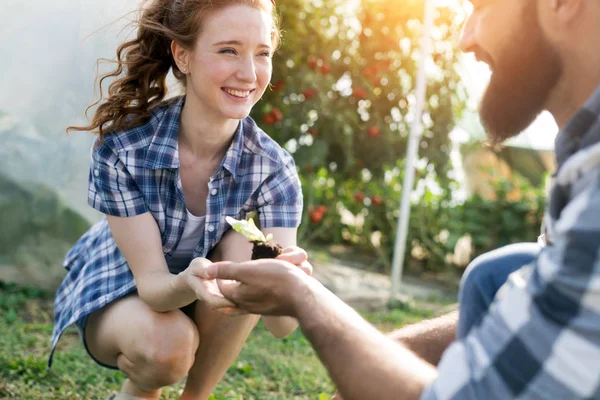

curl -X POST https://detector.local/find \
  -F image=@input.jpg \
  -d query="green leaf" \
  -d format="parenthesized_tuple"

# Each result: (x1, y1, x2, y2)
(226, 216, 267, 242)
(236, 361, 254, 375)
(4, 308, 17, 324)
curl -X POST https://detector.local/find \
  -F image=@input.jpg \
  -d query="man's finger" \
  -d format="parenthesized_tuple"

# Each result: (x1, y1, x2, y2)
(219, 306, 251, 317)
(187, 278, 237, 308)
(209, 297, 238, 309)
(207, 261, 264, 281)
(217, 278, 243, 299)
(202, 292, 237, 309)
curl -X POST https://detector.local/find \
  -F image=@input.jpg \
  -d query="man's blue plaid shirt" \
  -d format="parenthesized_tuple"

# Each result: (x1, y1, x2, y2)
(49, 96, 303, 367)
(422, 86, 600, 399)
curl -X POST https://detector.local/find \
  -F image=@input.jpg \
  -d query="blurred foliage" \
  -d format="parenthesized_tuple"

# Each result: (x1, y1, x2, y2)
(256, 0, 467, 179)
(251, 0, 479, 272)
(446, 174, 547, 261)
(296, 163, 547, 274)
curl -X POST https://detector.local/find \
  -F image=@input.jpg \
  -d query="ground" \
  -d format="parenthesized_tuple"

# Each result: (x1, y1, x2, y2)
(0, 281, 449, 400)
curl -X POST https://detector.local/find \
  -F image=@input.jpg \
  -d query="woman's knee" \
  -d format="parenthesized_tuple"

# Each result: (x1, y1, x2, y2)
(124, 309, 199, 386)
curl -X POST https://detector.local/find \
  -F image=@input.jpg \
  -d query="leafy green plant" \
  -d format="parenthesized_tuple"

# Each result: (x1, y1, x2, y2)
(298, 162, 547, 275)
(250, 0, 468, 267)
(446, 174, 547, 260)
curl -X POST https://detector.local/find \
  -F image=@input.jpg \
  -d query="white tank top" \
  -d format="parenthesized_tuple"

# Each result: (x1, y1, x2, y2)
(167, 209, 205, 273)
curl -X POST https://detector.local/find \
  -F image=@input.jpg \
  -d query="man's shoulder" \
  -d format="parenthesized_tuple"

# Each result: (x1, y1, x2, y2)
(556, 141, 600, 186)
(552, 141, 600, 224)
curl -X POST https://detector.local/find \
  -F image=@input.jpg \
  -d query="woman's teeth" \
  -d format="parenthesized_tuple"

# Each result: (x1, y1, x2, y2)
(224, 88, 251, 98)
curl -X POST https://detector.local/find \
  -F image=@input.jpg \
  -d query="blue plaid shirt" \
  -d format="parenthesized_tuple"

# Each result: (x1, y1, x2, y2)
(50, 96, 303, 367)
(422, 86, 600, 399)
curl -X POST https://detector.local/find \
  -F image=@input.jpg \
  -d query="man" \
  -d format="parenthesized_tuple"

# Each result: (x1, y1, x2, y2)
(194, 0, 600, 397)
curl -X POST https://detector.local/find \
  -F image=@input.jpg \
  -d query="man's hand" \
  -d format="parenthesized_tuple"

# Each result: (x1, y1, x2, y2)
(180, 257, 242, 312)
(199, 259, 314, 317)
(196, 255, 436, 400)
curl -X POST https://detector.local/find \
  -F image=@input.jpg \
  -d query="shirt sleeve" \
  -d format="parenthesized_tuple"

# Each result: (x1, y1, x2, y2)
(87, 142, 149, 217)
(421, 172, 600, 400)
(256, 157, 303, 229)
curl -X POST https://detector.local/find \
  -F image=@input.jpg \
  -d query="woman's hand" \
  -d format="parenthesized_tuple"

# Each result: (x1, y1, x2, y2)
(180, 257, 242, 312)
(277, 246, 313, 276)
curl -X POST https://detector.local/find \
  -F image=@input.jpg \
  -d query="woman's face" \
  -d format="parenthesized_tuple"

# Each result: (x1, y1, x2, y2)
(182, 4, 274, 122)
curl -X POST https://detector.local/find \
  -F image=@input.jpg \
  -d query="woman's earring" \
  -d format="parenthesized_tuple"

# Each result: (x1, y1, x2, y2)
(182, 67, 187, 73)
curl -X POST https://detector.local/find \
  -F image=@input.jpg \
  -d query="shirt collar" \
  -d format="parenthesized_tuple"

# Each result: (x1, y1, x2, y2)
(144, 95, 244, 181)
(219, 120, 244, 181)
(144, 96, 184, 170)
(555, 85, 600, 169)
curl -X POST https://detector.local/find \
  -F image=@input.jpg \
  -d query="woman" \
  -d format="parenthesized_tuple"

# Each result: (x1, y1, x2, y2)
(50, 0, 306, 399)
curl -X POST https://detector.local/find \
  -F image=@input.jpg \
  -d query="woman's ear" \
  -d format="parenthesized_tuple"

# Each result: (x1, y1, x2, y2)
(171, 40, 189, 73)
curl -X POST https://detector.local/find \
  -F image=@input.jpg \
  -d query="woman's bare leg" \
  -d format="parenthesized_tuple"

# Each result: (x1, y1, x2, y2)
(179, 230, 260, 400)
(86, 230, 256, 399)
(85, 294, 200, 398)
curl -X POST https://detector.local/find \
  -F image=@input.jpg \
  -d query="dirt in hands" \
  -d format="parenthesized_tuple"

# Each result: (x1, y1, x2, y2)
(251, 240, 282, 260)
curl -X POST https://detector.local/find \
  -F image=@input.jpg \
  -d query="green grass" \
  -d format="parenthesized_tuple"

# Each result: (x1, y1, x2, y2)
(0, 282, 435, 400)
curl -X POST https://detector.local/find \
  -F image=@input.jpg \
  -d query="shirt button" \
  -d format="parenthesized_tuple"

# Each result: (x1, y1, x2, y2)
(94, 169, 99, 177)
(207, 224, 215, 232)
(211, 188, 218, 196)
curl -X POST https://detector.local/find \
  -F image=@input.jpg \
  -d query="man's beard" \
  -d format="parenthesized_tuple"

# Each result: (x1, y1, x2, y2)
(479, 3, 563, 143)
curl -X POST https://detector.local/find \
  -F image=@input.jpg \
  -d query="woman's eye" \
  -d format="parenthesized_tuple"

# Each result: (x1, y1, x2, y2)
(258, 52, 272, 58)
(220, 48, 237, 55)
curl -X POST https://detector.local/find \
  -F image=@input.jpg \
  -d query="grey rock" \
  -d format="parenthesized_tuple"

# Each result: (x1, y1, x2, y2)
(0, 169, 90, 290)
(311, 257, 454, 312)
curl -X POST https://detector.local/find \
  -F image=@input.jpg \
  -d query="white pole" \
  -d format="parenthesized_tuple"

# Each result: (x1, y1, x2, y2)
(391, 0, 435, 296)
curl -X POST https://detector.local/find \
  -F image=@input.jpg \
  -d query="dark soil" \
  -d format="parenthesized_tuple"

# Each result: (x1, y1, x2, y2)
(251, 240, 282, 260)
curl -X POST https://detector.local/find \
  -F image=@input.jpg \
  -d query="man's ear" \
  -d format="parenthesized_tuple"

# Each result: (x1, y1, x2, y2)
(171, 40, 189, 73)
(547, 0, 584, 24)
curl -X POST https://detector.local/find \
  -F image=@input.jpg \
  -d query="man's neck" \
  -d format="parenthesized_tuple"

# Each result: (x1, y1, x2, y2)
(548, 51, 600, 129)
